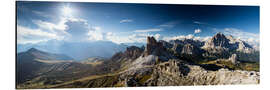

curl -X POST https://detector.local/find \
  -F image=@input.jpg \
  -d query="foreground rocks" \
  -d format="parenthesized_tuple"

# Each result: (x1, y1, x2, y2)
(54, 59, 259, 88)
(145, 59, 259, 86)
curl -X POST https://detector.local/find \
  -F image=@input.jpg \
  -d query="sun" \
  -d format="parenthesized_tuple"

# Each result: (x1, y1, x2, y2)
(62, 6, 72, 15)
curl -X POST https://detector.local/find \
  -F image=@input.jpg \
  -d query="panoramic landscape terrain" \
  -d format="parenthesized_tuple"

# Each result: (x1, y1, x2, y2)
(16, 1, 259, 89)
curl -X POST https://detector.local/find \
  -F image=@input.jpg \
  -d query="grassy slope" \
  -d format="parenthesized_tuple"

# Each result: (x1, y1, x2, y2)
(199, 59, 259, 72)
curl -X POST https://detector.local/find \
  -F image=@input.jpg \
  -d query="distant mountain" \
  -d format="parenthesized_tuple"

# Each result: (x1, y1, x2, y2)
(121, 42, 145, 47)
(80, 56, 107, 64)
(202, 32, 254, 53)
(18, 48, 73, 61)
(16, 48, 109, 87)
(17, 40, 127, 60)
(17, 48, 72, 84)
(201, 33, 259, 61)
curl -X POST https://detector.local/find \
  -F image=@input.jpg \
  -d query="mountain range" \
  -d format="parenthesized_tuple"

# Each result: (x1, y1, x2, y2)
(17, 40, 127, 60)
(16, 32, 260, 89)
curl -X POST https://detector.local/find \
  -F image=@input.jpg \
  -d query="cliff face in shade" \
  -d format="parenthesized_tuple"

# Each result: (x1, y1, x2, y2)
(144, 36, 165, 56)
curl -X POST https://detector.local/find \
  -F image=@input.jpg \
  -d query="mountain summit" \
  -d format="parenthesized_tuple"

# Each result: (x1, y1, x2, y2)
(27, 48, 39, 52)
(208, 32, 230, 48)
(18, 48, 73, 61)
(144, 36, 166, 56)
(202, 32, 255, 54)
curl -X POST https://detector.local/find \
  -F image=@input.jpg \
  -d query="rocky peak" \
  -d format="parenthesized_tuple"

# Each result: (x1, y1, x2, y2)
(144, 36, 165, 56)
(172, 43, 183, 55)
(211, 32, 230, 47)
(226, 35, 234, 42)
(202, 32, 256, 54)
(147, 36, 158, 45)
(228, 54, 238, 64)
(124, 46, 144, 59)
(170, 39, 204, 48)
(181, 44, 201, 55)
(27, 48, 39, 53)
(159, 40, 173, 49)
(26, 48, 47, 55)
(236, 41, 254, 53)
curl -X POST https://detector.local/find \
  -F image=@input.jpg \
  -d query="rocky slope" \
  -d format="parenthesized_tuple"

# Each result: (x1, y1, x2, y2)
(49, 34, 259, 88)
(16, 48, 111, 88)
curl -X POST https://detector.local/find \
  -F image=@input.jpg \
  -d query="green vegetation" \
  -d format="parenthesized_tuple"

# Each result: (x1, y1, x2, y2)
(114, 82, 125, 87)
(200, 60, 259, 72)
(138, 75, 152, 84)
(234, 51, 260, 62)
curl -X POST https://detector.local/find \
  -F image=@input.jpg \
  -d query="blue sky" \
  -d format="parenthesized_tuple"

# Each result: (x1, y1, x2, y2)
(17, 1, 259, 46)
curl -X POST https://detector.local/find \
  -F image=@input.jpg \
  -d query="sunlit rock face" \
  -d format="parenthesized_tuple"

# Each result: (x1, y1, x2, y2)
(202, 32, 255, 54)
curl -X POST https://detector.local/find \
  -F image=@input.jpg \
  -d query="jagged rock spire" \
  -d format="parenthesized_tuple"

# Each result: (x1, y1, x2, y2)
(144, 36, 164, 56)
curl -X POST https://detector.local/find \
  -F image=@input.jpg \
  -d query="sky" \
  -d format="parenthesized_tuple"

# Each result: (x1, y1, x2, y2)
(16, 1, 260, 46)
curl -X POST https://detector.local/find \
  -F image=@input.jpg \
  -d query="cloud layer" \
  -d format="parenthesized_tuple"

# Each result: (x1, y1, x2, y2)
(163, 34, 211, 42)
(134, 28, 162, 33)
(194, 29, 202, 34)
(17, 25, 63, 44)
(120, 19, 133, 23)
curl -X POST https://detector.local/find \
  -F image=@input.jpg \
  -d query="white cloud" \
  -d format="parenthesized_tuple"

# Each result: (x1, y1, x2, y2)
(159, 21, 178, 28)
(93, 26, 101, 30)
(17, 25, 63, 44)
(88, 27, 104, 41)
(193, 21, 210, 26)
(18, 16, 94, 44)
(194, 29, 202, 34)
(32, 10, 51, 18)
(104, 32, 133, 44)
(120, 19, 133, 23)
(134, 28, 162, 33)
(63, 18, 97, 42)
(163, 34, 193, 41)
(193, 21, 204, 25)
(104, 32, 162, 44)
(32, 17, 87, 32)
(163, 34, 211, 42)
(129, 33, 161, 43)
(32, 19, 67, 32)
(154, 34, 161, 40)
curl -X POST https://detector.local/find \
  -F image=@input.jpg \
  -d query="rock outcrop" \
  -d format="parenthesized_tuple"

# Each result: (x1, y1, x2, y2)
(172, 43, 183, 55)
(181, 44, 201, 55)
(124, 46, 144, 59)
(145, 59, 259, 86)
(228, 54, 238, 64)
(144, 36, 165, 56)
(142, 36, 174, 61)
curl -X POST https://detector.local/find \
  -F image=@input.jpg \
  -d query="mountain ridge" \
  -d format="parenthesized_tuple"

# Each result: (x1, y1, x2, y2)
(17, 32, 260, 88)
